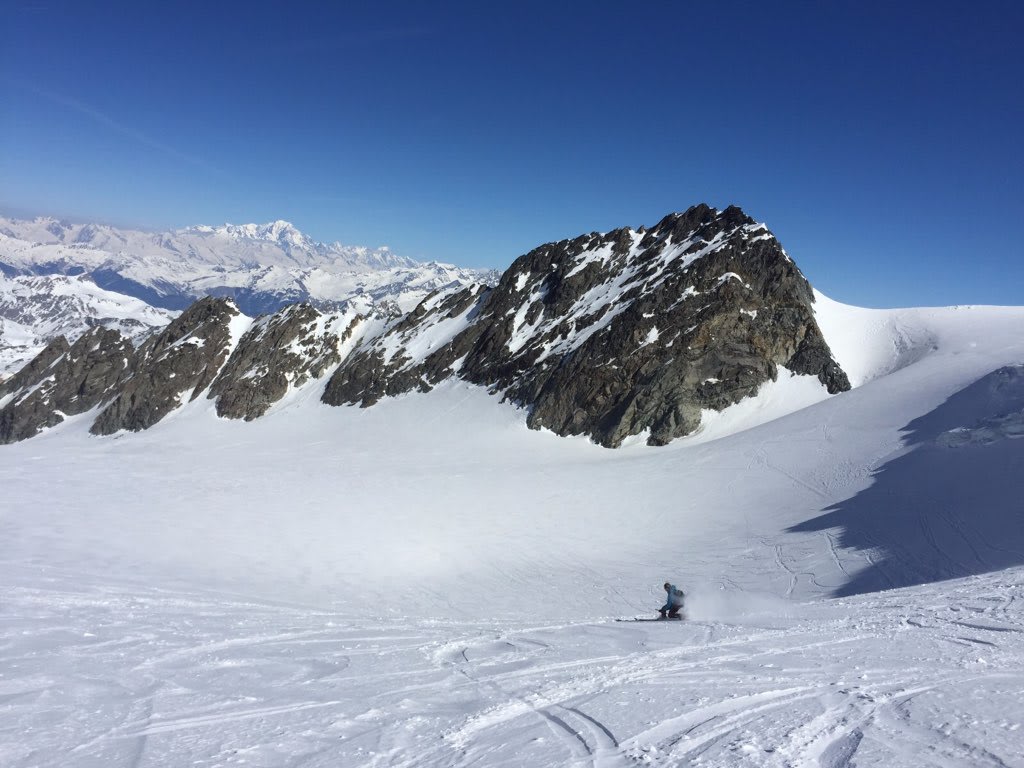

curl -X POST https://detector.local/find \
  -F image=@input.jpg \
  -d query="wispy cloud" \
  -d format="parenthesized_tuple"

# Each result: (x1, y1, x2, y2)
(8, 78, 224, 175)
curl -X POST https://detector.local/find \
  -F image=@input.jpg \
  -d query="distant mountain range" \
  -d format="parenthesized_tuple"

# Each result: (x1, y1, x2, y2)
(0, 204, 852, 447)
(0, 272, 177, 374)
(0, 215, 495, 373)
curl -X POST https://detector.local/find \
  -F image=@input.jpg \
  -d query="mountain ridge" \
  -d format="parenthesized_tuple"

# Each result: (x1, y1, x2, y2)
(0, 272, 177, 375)
(1, 204, 852, 446)
(0, 214, 491, 316)
(0, 215, 417, 271)
(0, 214, 493, 373)
(323, 203, 849, 446)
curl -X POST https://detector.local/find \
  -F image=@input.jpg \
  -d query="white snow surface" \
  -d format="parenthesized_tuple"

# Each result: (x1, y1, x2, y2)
(0, 216, 494, 318)
(3, 294, 1024, 766)
(0, 216, 416, 272)
(0, 273, 177, 374)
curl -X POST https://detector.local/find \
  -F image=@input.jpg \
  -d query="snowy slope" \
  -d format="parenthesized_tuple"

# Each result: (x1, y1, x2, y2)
(0, 272, 176, 375)
(5, 570, 1020, 767)
(321, 205, 848, 448)
(0, 217, 494, 316)
(0, 216, 416, 272)
(2, 295, 1023, 766)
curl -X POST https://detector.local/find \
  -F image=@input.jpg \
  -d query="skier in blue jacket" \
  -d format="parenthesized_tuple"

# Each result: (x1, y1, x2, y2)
(659, 582, 685, 619)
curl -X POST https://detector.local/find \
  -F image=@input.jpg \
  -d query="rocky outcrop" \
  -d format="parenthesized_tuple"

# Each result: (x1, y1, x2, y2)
(0, 296, 366, 439)
(0, 328, 134, 443)
(323, 204, 850, 446)
(0, 272, 177, 376)
(322, 284, 490, 406)
(210, 303, 357, 420)
(90, 297, 242, 435)
(0, 335, 70, 397)
(0, 204, 852, 448)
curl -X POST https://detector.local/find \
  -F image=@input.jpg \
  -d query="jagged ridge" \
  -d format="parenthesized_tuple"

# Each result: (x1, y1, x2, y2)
(323, 204, 850, 446)
(0, 215, 492, 316)
(0, 205, 851, 447)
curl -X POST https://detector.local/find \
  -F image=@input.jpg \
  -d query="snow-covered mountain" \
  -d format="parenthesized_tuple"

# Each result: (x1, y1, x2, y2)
(323, 204, 850, 446)
(2, 205, 853, 444)
(0, 272, 176, 375)
(0, 214, 494, 376)
(0, 215, 417, 273)
(3, 291, 1023, 766)
(0, 215, 492, 316)
(3, 205, 1023, 765)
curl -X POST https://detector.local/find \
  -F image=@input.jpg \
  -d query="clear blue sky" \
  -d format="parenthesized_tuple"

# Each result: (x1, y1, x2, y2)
(1, 1, 1021, 307)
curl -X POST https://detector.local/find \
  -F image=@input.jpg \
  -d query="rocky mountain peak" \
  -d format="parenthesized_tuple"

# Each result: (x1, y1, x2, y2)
(90, 297, 243, 435)
(322, 205, 850, 446)
(0, 327, 134, 444)
(0, 205, 852, 448)
(211, 220, 307, 247)
(210, 302, 359, 421)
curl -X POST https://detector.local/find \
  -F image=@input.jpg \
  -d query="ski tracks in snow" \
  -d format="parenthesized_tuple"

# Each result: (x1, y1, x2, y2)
(428, 583, 1024, 768)
(3, 572, 1024, 766)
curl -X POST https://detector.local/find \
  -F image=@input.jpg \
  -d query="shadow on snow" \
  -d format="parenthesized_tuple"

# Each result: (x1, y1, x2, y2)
(790, 365, 1024, 598)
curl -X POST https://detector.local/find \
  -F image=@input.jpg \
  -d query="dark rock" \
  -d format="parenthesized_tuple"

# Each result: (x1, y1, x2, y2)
(0, 328, 134, 444)
(322, 284, 491, 407)
(211, 303, 356, 420)
(0, 336, 71, 398)
(90, 297, 240, 435)
(322, 204, 851, 447)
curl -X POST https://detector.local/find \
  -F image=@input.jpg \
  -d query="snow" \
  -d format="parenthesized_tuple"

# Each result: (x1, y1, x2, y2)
(499, 211, 768, 367)
(2, 295, 1024, 765)
(716, 271, 751, 289)
(682, 367, 836, 445)
(226, 308, 255, 353)
(0, 272, 176, 374)
(0, 218, 491, 320)
(563, 240, 616, 279)
(375, 289, 485, 369)
(506, 286, 546, 354)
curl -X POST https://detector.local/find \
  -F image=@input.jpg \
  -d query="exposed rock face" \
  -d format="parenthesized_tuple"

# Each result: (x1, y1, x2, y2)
(323, 204, 850, 446)
(0, 328, 134, 443)
(0, 272, 176, 376)
(210, 303, 357, 420)
(322, 284, 491, 406)
(0, 204, 851, 448)
(0, 295, 364, 440)
(90, 297, 241, 435)
(0, 335, 71, 397)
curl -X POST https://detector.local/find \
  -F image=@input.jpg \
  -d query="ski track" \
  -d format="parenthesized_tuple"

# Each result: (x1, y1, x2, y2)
(2, 573, 1023, 767)
(3, 304, 1024, 765)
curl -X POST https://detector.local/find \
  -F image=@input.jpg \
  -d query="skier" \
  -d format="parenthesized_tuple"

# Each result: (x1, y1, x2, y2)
(659, 581, 685, 619)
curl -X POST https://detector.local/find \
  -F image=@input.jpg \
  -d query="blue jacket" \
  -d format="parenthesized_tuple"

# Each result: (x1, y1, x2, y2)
(661, 584, 684, 611)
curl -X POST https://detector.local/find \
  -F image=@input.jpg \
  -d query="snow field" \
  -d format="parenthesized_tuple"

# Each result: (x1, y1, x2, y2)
(3, 570, 1022, 767)
(2, 295, 1024, 765)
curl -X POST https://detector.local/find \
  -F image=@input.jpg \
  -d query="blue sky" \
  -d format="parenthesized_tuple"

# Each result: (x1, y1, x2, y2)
(1, 1, 1021, 307)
